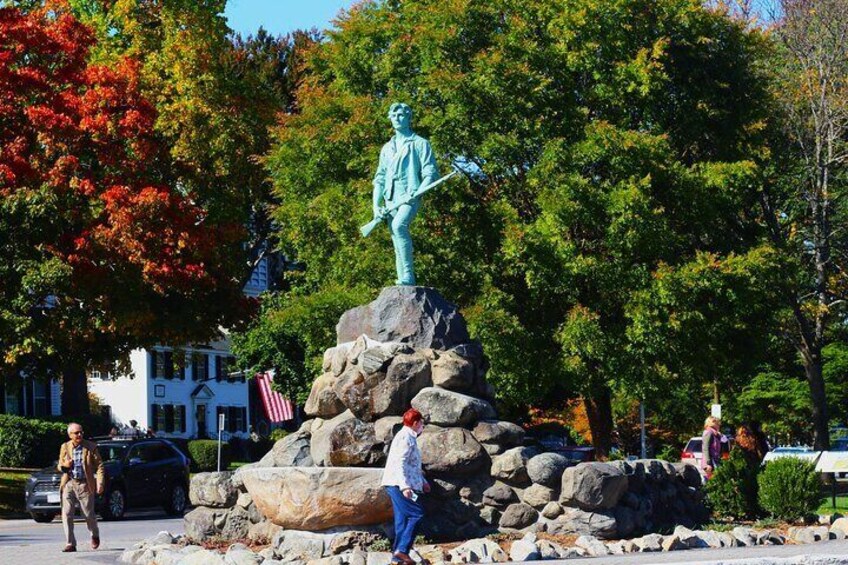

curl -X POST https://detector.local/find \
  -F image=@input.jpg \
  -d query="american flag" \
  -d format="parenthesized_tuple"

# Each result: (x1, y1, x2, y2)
(256, 371, 295, 422)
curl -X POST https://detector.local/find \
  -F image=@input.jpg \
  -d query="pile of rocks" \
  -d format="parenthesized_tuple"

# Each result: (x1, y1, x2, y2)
(232, 287, 708, 540)
(181, 471, 281, 545)
(120, 519, 848, 564)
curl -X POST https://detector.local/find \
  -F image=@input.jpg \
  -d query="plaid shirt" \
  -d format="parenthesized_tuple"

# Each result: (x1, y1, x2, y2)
(72, 444, 85, 480)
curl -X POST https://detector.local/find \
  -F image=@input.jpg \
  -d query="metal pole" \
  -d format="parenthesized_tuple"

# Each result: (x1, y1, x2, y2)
(640, 400, 647, 459)
(217, 412, 225, 472)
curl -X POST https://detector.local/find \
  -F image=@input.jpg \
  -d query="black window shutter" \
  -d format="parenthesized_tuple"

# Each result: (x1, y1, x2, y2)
(164, 351, 173, 380)
(150, 351, 157, 379)
(216, 356, 222, 382)
(164, 404, 174, 433)
(240, 407, 247, 432)
(179, 405, 186, 433)
(151, 404, 160, 432)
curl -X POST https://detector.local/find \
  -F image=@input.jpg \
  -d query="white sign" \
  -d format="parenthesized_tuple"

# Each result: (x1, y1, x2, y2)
(711, 404, 722, 419)
(815, 451, 848, 473)
(47, 493, 60, 504)
(218, 413, 226, 431)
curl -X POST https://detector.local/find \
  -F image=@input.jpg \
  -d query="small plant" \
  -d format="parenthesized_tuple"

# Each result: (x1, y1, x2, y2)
(367, 537, 391, 552)
(758, 457, 821, 522)
(705, 448, 761, 520)
(702, 521, 734, 532)
(188, 439, 231, 472)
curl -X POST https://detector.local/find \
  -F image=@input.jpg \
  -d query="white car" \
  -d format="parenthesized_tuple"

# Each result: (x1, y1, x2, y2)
(762, 446, 821, 465)
(680, 436, 732, 468)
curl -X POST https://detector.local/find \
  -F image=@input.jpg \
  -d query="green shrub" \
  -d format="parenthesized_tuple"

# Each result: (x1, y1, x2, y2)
(656, 445, 681, 462)
(0, 415, 67, 468)
(187, 439, 231, 472)
(758, 457, 821, 522)
(705, 448, 761, 519)
(270, 428, 290, 442)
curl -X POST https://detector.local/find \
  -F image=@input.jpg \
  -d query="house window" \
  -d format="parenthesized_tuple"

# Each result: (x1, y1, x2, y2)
(4, 389, 19, 415)
(217, 406, 247, 433)
(192, 354, 208, 381)
(32, 380, 48, 417)
(152, 403, 186, 433)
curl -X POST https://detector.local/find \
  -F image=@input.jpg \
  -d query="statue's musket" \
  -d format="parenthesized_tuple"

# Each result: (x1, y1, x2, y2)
(360, 169, 460, 237)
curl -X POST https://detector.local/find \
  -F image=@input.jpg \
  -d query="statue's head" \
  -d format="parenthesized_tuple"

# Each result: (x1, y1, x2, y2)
(388, 102, 412, 132)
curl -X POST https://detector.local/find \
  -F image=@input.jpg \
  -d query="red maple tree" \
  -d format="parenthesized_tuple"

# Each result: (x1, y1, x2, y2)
(0, 2, 251, 413)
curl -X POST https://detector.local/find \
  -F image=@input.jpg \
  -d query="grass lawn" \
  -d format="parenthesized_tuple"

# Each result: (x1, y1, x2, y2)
(0, 471, 29, 518)
(818, 494, 848, 515)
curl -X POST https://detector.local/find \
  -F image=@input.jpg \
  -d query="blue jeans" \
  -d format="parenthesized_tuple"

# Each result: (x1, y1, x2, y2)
(385, 486, 425, 555)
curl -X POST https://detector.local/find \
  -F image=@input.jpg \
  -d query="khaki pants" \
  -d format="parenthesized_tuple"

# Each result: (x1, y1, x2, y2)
(62, 479, 99, 547)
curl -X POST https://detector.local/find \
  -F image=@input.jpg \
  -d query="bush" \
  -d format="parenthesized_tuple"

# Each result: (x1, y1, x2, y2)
(269, 428, 290, 442)
(187, 439, 231, 472)
(705, 448, 761, 520)
(656, 445, 681, 462)
(0, 415, 67, 468)
(758, 457, 821, 521)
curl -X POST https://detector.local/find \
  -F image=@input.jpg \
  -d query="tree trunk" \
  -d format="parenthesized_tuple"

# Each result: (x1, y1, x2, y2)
(583, 386, 614, 459)
(803, 352, 831, 450)
(61, 366, 90, 416)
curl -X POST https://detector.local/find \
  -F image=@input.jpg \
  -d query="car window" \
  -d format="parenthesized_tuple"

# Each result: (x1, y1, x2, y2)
(98, 444, 128, 462)
(684, 439, 702, 452)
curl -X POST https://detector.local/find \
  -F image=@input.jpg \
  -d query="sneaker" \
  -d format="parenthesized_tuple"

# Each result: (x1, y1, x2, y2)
(91, 536, 100, 550)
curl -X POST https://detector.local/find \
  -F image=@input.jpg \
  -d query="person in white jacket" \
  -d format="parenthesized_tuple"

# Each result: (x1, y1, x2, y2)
(381, 408, 430, 564)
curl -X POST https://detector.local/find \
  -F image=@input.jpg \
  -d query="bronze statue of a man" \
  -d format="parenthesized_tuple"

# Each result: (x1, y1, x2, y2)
(371, 103, 439, 286)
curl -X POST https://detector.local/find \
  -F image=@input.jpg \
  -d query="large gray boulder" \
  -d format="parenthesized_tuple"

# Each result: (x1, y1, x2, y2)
(482, 481, 519, 508)
(336, 287, 470, 350)
(527, 452, 572, 488)
(310, 410, 356, 466)
(411, 387, 496, 427)
(431, 350, 475, 392)
(258, 430, 313, 467)
(546, 507, 618, 539)
(560, 462, 629, 511)
(327, 418, 385, 467)
(334, 352, 432, 422)
(490, 446, 537, 484)
(304, 373, 346, 418)
(418, 426, 489, 475)
(345, 336, 413, 373)
(189, 472, 238, 508)
(184, 506, 250, 542)
(499, 503, 538, 530)
(471, 420, 525, 455)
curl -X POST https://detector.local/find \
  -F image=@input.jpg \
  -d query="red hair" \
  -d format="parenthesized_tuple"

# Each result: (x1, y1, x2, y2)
(403, 408, 423, 427)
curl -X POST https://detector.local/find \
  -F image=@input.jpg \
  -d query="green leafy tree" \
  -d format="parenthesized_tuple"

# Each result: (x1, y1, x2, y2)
(255, 0, 775, 455)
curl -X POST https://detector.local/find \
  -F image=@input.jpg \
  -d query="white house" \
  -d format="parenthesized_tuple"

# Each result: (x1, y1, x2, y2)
(90, 337, 250, 439)
(0, 376, 61, 418)
(89, 256, 291, 439)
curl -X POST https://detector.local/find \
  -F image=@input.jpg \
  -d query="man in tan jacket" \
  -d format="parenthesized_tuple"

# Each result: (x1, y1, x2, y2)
(58, 422, 105, 552)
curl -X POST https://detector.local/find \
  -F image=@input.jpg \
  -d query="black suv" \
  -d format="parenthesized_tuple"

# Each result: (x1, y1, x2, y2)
(24, 437, 190, 523)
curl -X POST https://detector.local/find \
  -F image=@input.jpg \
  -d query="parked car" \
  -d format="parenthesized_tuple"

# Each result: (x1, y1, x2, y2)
(535, 434, 596, 462)
(832, 438, 848, 452)
(24, 437, 190, 523)
(680, 436, 732, 468)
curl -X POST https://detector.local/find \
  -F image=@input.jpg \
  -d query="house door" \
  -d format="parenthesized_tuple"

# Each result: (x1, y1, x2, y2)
(196, 404, 208, 439)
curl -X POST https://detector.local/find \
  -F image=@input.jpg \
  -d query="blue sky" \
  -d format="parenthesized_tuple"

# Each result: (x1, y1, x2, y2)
(223, 0, 356, 37)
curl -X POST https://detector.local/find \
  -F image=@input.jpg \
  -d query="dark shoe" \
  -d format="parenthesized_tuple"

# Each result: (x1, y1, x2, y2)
(91, 536, 100, 550)
(393, 552, 415, 565)
(62, 544, 76, 552)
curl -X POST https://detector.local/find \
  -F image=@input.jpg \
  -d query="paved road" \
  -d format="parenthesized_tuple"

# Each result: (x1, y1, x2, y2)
(0, 510, 184, 564)
(546, 539, 848, 564)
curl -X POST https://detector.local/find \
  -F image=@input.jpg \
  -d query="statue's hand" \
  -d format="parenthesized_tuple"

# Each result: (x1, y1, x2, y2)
(374, 207, 387, 220)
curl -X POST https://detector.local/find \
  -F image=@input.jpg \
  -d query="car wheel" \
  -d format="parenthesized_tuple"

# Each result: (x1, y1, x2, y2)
(101, 488, 126, 521)
(30, 512, 56, 523)
(164, 483, 187, 516)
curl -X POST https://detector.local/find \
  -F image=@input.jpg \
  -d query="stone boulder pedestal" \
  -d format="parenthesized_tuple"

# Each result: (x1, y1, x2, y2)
(240, 467, 392, 530)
